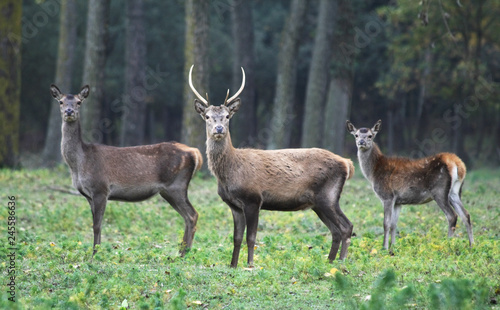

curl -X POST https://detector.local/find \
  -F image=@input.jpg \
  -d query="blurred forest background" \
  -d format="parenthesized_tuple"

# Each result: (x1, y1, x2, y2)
(0, 0, 499, 169)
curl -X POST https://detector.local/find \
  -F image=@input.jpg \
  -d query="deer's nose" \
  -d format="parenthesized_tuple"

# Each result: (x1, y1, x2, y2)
(215, 125, 224, 134)
(65, 108, 74, 116)
(358, 139, 366, 146)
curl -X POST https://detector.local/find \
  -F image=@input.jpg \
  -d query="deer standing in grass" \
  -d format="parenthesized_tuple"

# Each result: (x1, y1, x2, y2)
(346, 120, 473, 250)
(51, 84, 202, 256)
(189, 66, 355, 267)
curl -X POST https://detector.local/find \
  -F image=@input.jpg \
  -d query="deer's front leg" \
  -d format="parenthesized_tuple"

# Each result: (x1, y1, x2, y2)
(244, 201, 262, 268)
(229, 206, 246, 268)
(390, 204, 402, 247)
(382, 199, 395, 250)
(90, 193, 108, 256)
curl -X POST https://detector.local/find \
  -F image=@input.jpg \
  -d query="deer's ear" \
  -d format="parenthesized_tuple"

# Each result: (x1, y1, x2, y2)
(50, 84, 63, 100)
(195, 99, 207, 117)
(346, 120, 357, 135)
(227, 98, 241, 118)
(79, 85, 90, 100)
(372, 119, 382, 134)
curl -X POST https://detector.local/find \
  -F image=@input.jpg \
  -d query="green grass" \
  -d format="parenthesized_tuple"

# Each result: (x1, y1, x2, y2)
(1, 166, 499, 309)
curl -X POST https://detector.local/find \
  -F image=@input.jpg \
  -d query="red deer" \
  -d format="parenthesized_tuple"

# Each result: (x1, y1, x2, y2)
(346, 120, 473, 250)
(189, 65, 355, 267)
(51, 84, 202, 256)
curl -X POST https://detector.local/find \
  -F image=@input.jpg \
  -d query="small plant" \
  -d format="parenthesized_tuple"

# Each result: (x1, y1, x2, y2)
(0, 168, 498, 309)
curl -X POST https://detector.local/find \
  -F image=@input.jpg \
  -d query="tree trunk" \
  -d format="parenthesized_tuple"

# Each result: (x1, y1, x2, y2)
(0, 1, 21, 168)
(322, 0, 353, 155)
(267, 0, 307, 150)
(492, 112, 500, 165)
(386, 107, 394, 155)
(182, 0, 209, 170)
(301, 0, 337, 148)
(81, 0, 110, 144)
(120, 0, 147, 146)
(231, 0, 256, 148)
(415, 48, 431, 142)
(322, 78, 351, 155)
(41, 0, 77, 166)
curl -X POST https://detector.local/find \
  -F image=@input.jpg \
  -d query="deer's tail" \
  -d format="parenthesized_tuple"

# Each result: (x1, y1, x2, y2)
(345, 158, 355, 180)
(191, 148, 203, 177)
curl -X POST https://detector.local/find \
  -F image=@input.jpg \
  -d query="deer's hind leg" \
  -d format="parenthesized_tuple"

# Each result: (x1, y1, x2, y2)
(449, 182, 474, 246)
(160, 188, 199, 257)
(432, 183, 458, 239)
(313, 205, 343, 261)
(314, 188, 351, 261)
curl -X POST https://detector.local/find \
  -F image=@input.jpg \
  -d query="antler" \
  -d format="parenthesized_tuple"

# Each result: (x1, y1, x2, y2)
(222, 89, 230, 106)
(188, 65, 208, 107)
(225, 67, 245, 106)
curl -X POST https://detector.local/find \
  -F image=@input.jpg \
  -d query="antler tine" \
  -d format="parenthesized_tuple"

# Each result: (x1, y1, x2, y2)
(226, 67, 245, 104)
(223, 89, 230, 106)
(188, 65, 209, 107)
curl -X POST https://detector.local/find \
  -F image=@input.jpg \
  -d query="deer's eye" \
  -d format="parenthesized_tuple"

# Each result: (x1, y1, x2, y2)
(205, 115, 210, 120)
(76, 101, 81, 105)
(59, 101, 63, 105)
(355, 134, 359, 138)
(368, 135, 372, 139)
(226, 115, 230, 119)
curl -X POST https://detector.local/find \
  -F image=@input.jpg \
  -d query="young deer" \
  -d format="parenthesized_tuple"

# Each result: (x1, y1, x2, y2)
(51, 84, 202, 256)
(346, 120, 474, 250)
(189, 66, 355, 267)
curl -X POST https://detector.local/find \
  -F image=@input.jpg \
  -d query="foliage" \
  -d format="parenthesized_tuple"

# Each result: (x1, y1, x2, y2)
(373, 0, 500, 160)
(0, 0, 22, 167)
(1, 167, 498, 308)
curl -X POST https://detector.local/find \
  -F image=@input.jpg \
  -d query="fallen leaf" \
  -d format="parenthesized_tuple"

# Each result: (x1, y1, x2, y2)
(370, 248, 377, 255)
(50, 242, 56, 247)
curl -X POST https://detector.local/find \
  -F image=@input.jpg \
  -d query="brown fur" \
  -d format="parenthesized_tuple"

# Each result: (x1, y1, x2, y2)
(191, 82, 354, 267)
(51, 84, 201, 257)
(368, 145, 466, 198)
(347, 120, 473, 250)
(208, 137, 354, 212)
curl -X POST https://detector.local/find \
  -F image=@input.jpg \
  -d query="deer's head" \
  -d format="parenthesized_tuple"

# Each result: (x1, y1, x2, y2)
(189, 65, 245, 141)
(50, 84, 90, 123)
(346, 120, 381, 151)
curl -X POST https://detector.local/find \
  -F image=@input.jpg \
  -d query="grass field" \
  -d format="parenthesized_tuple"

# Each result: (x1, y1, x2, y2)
(1, 165, 499, 309)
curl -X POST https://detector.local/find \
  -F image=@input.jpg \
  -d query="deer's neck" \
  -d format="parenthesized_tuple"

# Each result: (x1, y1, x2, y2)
(206, 133, 238, 182)
(61, 120, 85, 170)
(357, 143, 384, 183)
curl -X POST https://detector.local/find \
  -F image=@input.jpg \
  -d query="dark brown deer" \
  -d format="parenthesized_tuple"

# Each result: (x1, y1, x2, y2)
(189, 65, 355, 267)
(51, 84, 202, 256)
(346, 120, 473, 250)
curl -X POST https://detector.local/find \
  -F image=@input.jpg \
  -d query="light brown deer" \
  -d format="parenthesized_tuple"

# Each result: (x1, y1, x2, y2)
(189, 65, 355, 267)
(51, 84, 202, 256)
(346, 120, 473, 250)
